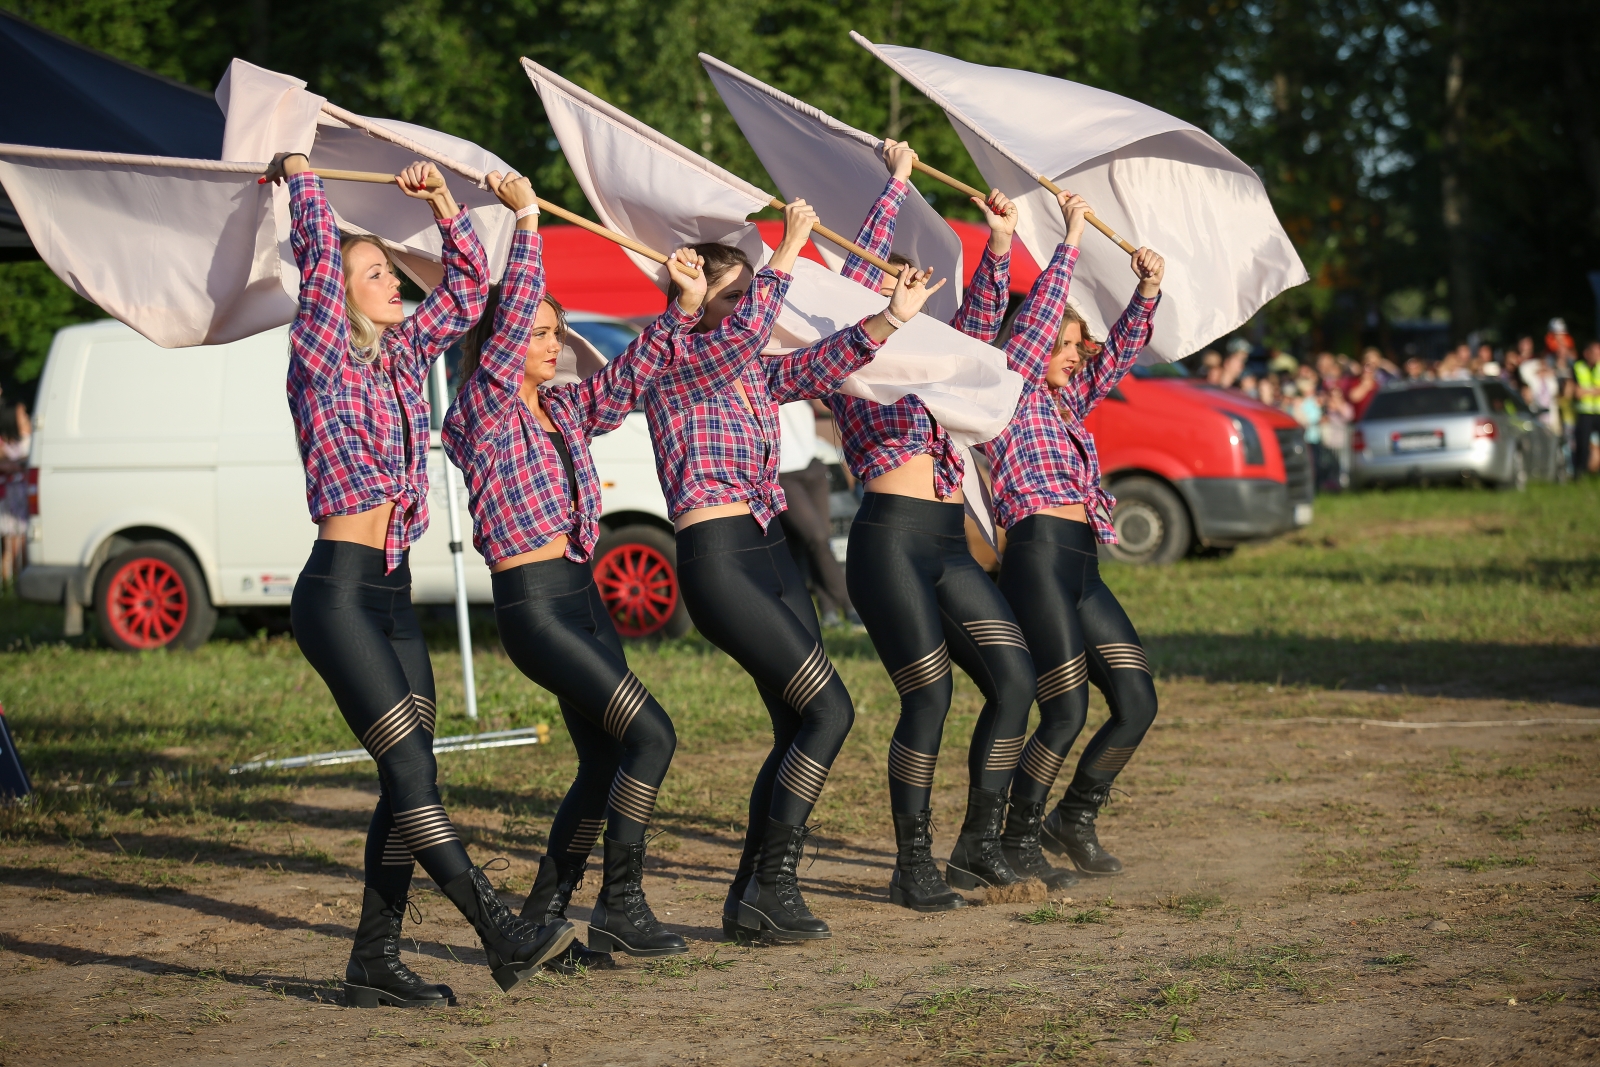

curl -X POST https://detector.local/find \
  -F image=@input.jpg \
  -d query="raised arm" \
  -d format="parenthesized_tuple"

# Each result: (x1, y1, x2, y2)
(1068, 248, 1164, 414)
(841, 139, 916, 291)
(1003, 190, 1088, 383)
(274, 153, 349, 395)
(391, 162, 489, 382)
(948, 189, 1016, 343)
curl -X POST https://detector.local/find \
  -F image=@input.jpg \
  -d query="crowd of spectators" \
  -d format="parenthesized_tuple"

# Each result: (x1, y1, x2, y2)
(1192, 318, 1600, 490)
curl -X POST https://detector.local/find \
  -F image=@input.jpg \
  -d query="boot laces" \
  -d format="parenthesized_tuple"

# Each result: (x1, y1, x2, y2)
(476, 859, 538, 937)
(775, 824, 817, 910)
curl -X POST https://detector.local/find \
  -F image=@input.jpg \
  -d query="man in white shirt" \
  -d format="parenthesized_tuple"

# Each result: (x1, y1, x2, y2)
(777, 400, 858, 626)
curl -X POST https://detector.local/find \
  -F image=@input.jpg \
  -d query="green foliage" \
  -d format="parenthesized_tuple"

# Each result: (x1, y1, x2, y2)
(0, 262, 103, 383)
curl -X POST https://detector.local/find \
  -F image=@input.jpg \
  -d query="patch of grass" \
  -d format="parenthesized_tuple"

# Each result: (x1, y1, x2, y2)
(644, 951, 734, 978)
(850, 973, 879, 991)
(1159, 980, 1201, 1006)
(1163, 891, 1223, 919)
(1445, 855, 1537, 872)
(1018, 901, 1108, 925)
(1373, 953, 1416, 967)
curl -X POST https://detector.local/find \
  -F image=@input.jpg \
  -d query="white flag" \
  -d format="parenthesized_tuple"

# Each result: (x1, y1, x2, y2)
(521, 58, 1020, 540)
(852, 33, 1308, 362)
(699, 53, 962, 323)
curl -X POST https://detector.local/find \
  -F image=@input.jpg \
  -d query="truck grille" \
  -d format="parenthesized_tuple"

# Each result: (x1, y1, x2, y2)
(1275, 427, 1314, 503)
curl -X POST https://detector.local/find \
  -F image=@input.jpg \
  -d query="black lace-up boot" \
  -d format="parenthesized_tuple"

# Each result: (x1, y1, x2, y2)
(1041, 780, 1124, 876)
(721, 822, 762, 943)
(945, 787, 1025, 890)
(441, 863, 576, 992)
(521, 853, 615, 974)
(1001, 799, 1079, 891)
(343, 888, 456, 1008)
(586, 837, 688, 957)
(737, 819, 830, 941)
(888, 810, 966, 912)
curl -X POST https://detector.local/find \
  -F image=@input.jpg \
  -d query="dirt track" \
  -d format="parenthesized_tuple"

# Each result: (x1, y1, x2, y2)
(2, 689, 1598, 1065)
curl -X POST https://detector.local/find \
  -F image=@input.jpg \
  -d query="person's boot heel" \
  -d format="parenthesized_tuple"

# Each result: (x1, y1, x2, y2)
(585, 926, 622, 954)
(942, 862, 984, 890)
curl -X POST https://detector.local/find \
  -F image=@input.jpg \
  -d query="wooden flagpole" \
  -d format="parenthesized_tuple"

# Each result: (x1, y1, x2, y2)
(908, 159, 1137, 255)
(766, 196, 903, 277)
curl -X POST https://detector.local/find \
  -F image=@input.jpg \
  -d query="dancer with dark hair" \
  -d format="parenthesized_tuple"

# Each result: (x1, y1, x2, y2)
(444, 172, 709, 968)
(827, 139, 1034, 911)
(267, 152, 574, 1007)
(983, 190, 1165, 886)
(646, 200, 948, 941)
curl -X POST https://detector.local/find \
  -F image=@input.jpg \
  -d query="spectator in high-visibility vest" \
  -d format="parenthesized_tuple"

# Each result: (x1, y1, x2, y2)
(1575, 341, 1600, 476)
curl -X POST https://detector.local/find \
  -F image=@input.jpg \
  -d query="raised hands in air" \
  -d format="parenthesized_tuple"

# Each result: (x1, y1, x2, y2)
(1131, 247, 1164, 298)
(974, 188, 1018, 254)
(486, 171, 538, 231)
(769, 198, 820, 275)
(865, 264, 948, 343)
(666, 248, 708, 315)
(396, 162, 460, 221)
(882, 138, 918, 182)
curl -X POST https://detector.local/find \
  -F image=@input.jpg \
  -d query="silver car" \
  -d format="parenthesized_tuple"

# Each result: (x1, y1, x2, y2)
(1351, 379, 1562, 490)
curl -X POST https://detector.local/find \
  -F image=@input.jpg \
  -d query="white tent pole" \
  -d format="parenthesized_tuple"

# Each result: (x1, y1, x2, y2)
(432, 357, 478, 722)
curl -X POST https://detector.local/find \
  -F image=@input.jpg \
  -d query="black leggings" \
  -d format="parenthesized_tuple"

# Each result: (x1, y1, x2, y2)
(996, 515, 1159, 804)
(493, 558, 677, 859)
(290, 541, 473, 904)
(677, 516, 854, 841)
(845, 493, 1036, 816)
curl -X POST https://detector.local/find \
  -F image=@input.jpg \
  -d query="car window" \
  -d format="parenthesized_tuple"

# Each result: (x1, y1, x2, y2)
(1481, 381, 1530, 415)
(567, 320, 641, 361)
(1363, 387, 1480, 420)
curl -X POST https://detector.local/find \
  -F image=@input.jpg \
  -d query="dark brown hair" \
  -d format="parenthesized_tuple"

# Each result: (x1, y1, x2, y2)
(666, 242, 752, 305)
(459, 286, 566, 380)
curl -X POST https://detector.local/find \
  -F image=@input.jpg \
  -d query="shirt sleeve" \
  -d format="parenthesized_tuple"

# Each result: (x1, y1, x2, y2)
(840, 177, 908, 292)
(1069, 288, 1160, 415)
(391, 208, 490, 385)
(566, 298, 701, 435)
(658, 267, 789, 402)
(1002, 243, 1078, 385)
(764, 320, 884, 404)
(948, 245, 1011, 343)
(286, 172, 350, 395)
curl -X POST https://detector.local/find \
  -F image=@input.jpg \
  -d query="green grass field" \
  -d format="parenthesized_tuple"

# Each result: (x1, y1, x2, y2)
(0, 481, 1595, 843)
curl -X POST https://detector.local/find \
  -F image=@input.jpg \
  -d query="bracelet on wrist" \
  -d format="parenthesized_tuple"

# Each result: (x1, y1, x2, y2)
(514, 204, 539, 221)
(883, 309, 907, 331)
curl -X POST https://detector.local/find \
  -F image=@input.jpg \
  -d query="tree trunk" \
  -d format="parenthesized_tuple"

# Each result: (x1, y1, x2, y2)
(1441, 2, 1475, 342)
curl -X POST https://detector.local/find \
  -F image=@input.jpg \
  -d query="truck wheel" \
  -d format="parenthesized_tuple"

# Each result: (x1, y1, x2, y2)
(592, 525, 690, 639)
(1105, 478, 1191, 566)
(94, 541, 217, 651)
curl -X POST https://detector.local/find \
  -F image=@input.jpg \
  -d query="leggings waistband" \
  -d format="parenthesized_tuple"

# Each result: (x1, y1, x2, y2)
(1005, 513, 1099, 554)
(675, 513, 782, 561)
(853, 491, 966, 537)
(491, 556, 593, 604)
(300, 539, 410, 587)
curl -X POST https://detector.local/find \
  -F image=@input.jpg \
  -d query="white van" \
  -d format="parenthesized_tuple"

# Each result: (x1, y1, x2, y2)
(18, 317, 690, 648)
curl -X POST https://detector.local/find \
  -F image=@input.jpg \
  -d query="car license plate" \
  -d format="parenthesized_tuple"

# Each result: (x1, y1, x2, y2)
(1392, 431, 1444, 453)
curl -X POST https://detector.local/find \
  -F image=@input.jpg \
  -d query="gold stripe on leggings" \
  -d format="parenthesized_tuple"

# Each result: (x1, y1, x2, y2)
(380, 827, 413, 866)
(604, 673, 649, 739)
(985, 734, 1027, 774)
(413, 695, 437, 736)
(1036, 653, 1088, 703)
(776, 745, 830, 806)
(1091, 745, 1139, 774)
(607, 770, 660, 826)
(964, 619, 1029, 650)
(1018, 735, 1067, 789)
(889, 643, 950, 696)
(392, 804, 459, 852)
(888, 737, 937, 789)
(567, 818, 605, 859)
(1096, 642, 1150, 673)
(783, 645, 836, 712)
(362, 695, 419, 760)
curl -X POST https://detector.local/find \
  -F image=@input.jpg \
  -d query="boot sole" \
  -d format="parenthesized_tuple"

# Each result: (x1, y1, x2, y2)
(887, 882, 966, 912)
(491, 922, 578, 993)
(721, 917, 760, 944)
(586, 927, 689, 957)
(945, 862, 1025, 891)
(1039, 826, 1124, 876)
(737, 901, 831, 941)
(342, 982, 456, 1009)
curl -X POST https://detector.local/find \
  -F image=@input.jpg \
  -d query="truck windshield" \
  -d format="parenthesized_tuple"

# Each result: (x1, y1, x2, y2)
(1364, 387, 1479, 420)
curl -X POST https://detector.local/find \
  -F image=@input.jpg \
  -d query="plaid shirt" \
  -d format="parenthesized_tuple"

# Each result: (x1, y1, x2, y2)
(982, 243, 1159, 542)
(286, 172, 488, 573)
(442, 230, 697, 566)
(830, 176, 1013, 497)
(645, 266, 884, 527)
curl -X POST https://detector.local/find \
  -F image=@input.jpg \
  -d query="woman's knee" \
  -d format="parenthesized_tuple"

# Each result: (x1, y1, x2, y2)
(625, 704, 678, 761)
(807, 686, 855, 747)
(1112, 677, 1159, 735)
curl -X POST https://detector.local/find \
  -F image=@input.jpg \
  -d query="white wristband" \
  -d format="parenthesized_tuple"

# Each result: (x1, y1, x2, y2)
(514, 204, 539, 221)
(883, 309, 907, 331)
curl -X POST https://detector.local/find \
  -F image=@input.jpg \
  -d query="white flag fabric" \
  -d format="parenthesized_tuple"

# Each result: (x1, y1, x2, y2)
(852, 33, 1308, 362)
(521, 57, 1020, 540)
(0, 144, 295, 348)
(699, 53, 962, 323)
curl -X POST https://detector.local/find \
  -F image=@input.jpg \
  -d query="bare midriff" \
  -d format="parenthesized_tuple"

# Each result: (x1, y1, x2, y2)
(674, 501, 753, 532)
(318, 504, 395, 550)
(491, 535, 571, 572)
(1030, 503, 1088, 524)
(863, 453, 965, 505)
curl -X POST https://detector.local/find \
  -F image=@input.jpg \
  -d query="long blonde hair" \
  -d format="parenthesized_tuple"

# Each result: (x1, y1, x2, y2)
(1054, 303, 1102, 375)
(341, 233, 397, 364)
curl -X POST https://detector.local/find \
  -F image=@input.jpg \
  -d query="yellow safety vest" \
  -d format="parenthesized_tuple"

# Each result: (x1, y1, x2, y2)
(1578, 360, 1600, 415)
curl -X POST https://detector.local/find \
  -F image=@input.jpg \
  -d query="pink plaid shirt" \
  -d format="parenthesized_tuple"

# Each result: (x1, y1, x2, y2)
(645, 266, 884, 527)
(827, 176, 1012, 497)
(442, 230, 697, 567)
(981, 243, 1159, 542)
(286, 172, 488, 573)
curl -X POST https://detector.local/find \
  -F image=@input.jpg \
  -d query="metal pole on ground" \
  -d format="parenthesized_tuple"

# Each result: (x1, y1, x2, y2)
(432, 357, 479, 722)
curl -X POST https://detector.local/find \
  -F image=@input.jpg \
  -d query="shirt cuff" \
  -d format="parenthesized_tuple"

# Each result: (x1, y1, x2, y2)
(853, 319, 887, 351)
(663, 297, 703, 328)
(1056, 243, 1080, 270)
(884, 176, 910, 204)
(437, 205, 475, 240)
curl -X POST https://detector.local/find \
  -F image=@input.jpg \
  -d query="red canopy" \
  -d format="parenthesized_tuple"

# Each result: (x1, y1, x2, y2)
(541, 218, 1042, 318)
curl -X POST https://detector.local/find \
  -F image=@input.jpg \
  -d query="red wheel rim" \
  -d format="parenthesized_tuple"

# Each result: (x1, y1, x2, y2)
(106, 557, 188, 649)
(593, 543, 678, 637)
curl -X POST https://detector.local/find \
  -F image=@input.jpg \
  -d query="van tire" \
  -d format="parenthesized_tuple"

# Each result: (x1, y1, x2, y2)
(1103, 477, 1191, 566)
(592, 525, 690, 639)
(94, 541, 217, 651)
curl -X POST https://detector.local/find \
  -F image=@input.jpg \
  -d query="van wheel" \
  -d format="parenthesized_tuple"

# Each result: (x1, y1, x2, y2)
(94, 541, 217, 651)
(1104, 478, 1191, 566)
(592, 525, 690, 639)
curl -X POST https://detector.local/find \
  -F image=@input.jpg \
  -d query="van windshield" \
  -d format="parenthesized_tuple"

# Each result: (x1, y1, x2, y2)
(1364, 387, 1479, 420)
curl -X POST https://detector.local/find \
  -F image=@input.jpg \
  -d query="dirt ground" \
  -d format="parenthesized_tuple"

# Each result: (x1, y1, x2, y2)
(2, 686, 1598, 1066)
